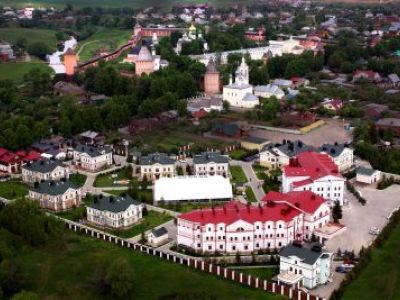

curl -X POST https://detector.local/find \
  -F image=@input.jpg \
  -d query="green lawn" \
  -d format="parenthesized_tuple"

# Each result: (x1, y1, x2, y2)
(238, 267, 279, 281)
(0, 180, 28, 200)
(245, 186, 257, 203)
(229, 149, 247, 160)
(93, 168, 131, 187)
(109, 211, 173, 238)
(0, 27, 58, 50)
(230, 165, 248, 183)
(4, 229, 283, 300)
(252, 163, 268, 180)
(0, 60, 52, 83)
(69, 173, 87, 187)
(342, 223, 400, 300)
(77, 28, 131, 61)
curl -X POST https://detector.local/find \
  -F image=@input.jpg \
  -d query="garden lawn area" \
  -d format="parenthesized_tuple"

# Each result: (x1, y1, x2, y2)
(230, 165, 248, 183)
(7, 230, 283, 300)
(342, 223, 400, 300)
(0, 60, 52, 83)
(93, 167, 131, 187)
(0, 180, 28, 200)
(77, 28, 132, 60)
(239, 267, 279, 281)
(245, 186, 257, 203)
(228, 149, 247, 160)
(252, 163, 268, 180)
(69, 173, 87, 187)
(109, 211, 173, 239)
(0, 27, 58, 50)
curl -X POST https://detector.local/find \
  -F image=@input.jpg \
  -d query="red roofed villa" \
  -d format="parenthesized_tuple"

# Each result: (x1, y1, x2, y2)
(177, 191, 331, 254)
(282, 151, 345, 205)
(0, 148, 41, 174)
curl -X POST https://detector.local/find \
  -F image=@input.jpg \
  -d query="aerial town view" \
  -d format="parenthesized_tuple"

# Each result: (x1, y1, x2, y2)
(0, 0, 400, 299)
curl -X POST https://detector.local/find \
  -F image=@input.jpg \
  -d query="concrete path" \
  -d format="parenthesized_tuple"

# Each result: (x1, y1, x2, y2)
(230, 160, 265, 202)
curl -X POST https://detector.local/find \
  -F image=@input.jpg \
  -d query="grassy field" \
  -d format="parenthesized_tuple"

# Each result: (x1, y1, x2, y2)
(0, 60, 52, 83)
(0, 180, 28, 199)
(0, 27, 58, 50)
(252, 163, 268, 180)
(342, 223, 400, 300)
(69, 173, 87, 187)
(228, 149, 247, 160)
(239, 267, 279, 281)
(93, 167, 131, 187)
(77, 28, 132, 61)
(230, 165, 248, 183)
(109, 211, 173, 238)
(7, 229, 283, 300)
(245, 186, 257, 203)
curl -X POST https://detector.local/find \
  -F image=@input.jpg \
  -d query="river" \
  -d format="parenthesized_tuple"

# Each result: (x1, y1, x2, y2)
(47, 37, 78, 74)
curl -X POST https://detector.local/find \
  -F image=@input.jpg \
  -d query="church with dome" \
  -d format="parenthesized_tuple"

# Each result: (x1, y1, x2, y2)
(222, 57, 259, 108)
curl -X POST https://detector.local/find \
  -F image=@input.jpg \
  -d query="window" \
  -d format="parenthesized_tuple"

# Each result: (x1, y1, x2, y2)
(208, 245, 212, 250)
(244, 245, 248, 250)
(232, 246, 236, 251)
(219, 245, 223, 250)
(197, 243, 201, 247)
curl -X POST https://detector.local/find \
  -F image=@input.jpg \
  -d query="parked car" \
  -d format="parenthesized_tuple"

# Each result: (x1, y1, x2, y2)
(369, 226, 380, 236)
(335, 265, 354, 273)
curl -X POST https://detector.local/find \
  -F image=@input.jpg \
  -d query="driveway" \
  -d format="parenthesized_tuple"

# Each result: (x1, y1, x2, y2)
(312, 184, 400, 299)
(230, 160, 265, 202)
(325, 184, 400, 254)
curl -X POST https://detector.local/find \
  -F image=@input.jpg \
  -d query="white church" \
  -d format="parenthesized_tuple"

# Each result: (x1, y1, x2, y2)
(222, 57, 259, 108)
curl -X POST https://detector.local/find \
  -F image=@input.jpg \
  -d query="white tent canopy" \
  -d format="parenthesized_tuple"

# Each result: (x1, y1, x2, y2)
(153, 175, 233, 202)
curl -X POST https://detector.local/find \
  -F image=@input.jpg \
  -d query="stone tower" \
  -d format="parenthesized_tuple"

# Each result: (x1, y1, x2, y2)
(204, 58, 220, 95)
(64, 48, 77, 76)
(135, 46, 154, 76)
(235, 56, 249, 85)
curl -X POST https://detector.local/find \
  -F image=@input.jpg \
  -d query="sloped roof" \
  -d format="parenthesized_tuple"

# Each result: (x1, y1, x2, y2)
(279, 244, 323, 265)
(139, 153, 175, 165)
(283, 151, 342, 183)
(22, 159, 65, 173)
(88, 194, 141, 213)
(193, 151, 229, 164)
(137, 46, 153, 61)
(74, 144, 112, 157)
(151, 226, 168, 237)
(318, 143, 348, 158)
(206, 59, 218, 73)
(30, 180, 78, 195)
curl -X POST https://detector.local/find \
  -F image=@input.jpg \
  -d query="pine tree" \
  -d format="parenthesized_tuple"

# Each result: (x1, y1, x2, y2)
(332, 201, 343, 223)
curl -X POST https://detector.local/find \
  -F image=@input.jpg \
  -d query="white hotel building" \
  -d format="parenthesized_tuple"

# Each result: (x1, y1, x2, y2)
(177, 191, 330, 254)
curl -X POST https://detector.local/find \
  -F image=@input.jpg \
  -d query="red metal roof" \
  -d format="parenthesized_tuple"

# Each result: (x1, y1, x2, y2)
(179, 191, 326, 226)
(262, 191, 325, 214)
(283, 151, 341, 184)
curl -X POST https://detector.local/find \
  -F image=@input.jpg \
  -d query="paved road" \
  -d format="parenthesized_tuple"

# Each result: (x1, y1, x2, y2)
(230, 160, 265, 202)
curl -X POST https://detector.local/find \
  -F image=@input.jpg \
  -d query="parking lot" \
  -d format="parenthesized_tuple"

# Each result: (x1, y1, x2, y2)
(325, 184, 400, 254)
(248, 119, 351, 147)
(312, 184, 400, 299)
